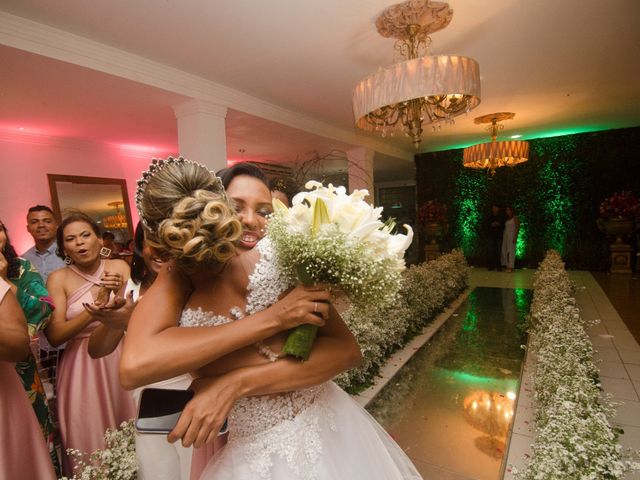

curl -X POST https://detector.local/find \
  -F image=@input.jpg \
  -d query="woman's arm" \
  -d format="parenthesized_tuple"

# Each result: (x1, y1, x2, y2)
(44, 270, 93, 347)
(513, 216, 520, 243)
(87, 262, 132, 358)
(0, 285, 30, 362)
(120, 265, 330, 390)
(87, 293, 135, 358)
(169, 304, 362, 447)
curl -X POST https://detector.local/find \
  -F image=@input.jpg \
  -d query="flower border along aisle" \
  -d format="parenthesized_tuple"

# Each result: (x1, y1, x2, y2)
(514, 250, 638, 479)
(335, 249, 469, 392)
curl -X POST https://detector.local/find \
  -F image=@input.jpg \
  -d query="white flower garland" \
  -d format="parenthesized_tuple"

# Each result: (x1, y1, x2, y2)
(514, 250, 639, 479)
(336, 249, 469, 391)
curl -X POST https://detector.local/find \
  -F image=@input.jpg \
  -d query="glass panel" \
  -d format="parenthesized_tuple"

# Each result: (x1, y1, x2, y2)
(367, 287, 531, 480)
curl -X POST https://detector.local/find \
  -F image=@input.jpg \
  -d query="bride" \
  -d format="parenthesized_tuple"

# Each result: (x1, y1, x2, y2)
(121, 157, 422, 479)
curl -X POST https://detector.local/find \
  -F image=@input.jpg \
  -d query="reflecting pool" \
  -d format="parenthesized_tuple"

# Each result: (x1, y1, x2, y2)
(367, 287, 532, 480)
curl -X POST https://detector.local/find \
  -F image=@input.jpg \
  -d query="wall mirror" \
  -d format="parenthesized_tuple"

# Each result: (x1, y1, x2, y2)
(47, 174, 134, 243)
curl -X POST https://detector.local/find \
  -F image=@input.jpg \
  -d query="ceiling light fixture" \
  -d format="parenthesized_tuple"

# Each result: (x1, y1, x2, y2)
(102, 201, 128, 230)
(463, 112, 529, 175)
(352, 0, 481, 149)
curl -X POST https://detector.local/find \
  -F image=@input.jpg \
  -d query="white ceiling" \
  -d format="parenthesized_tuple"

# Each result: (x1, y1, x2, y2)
(1, 0, 639, 181)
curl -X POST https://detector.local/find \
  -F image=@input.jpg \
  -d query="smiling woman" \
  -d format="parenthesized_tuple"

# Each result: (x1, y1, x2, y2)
(218, 163, 273, 251)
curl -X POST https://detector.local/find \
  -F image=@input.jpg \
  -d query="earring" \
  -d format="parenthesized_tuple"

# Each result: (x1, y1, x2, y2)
(100, 247, 112, 258)
(64, 256, 73, 265)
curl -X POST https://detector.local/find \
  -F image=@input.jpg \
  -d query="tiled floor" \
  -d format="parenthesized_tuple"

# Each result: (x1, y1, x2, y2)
(468, 268, 640, 480)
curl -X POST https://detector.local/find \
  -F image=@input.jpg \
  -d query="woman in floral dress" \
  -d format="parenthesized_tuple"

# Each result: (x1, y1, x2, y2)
(0, 219, 60, 475)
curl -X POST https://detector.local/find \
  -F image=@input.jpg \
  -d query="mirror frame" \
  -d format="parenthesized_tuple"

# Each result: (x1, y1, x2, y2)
(47, 174, 135, 239)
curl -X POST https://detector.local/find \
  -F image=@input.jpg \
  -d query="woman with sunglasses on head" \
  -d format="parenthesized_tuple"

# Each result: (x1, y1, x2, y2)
(45, 211, 135, 475)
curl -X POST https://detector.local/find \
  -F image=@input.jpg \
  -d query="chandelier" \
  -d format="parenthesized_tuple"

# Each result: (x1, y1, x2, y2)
(353, 0, 481, 149)
(463, 112, 529, 175)
(102, 201, 128, 230)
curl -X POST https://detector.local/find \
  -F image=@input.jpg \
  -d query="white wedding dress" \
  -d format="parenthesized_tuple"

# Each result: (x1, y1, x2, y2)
(180, 239, 422, 480)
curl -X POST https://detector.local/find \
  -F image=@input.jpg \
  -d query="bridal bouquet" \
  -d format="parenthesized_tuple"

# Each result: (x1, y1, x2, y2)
(267, 181, 413, 359)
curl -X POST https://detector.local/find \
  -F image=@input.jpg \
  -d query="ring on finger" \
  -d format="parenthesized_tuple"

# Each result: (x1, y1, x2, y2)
(314, 302, 318, 313)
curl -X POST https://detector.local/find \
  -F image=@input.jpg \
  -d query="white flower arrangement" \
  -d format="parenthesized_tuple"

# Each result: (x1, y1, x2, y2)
(336, 249, 469, 392)
(268, 181, 413, 359)
(59, 420, 137, 480)
(513, 250, 639, 479)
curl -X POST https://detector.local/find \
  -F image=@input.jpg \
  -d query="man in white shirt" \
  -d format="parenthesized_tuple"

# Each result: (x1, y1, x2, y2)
(22, 205, 65, 283)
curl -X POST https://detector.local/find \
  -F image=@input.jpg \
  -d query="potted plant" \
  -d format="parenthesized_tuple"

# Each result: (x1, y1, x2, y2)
(597, 191, 640, 243)
(417, 200, 448, 244)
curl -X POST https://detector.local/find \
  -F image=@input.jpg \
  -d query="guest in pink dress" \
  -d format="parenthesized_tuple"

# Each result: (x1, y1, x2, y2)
(0, 278, 56, 479)
(45, 212, 136, 475)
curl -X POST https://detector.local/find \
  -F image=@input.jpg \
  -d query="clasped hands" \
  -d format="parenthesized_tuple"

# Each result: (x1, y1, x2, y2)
(82, 271, 134, 331)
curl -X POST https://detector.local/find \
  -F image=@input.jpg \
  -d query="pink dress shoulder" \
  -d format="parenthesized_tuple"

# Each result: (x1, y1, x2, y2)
(56, 261, 136, 475)
(0, 280, 56, 478)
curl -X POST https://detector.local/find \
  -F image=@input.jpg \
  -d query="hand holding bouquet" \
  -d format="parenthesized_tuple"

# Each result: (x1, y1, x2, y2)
(267, 181, 413, 359)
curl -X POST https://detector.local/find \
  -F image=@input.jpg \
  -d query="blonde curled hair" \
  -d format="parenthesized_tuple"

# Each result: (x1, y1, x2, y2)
(139, 160, 242, 271)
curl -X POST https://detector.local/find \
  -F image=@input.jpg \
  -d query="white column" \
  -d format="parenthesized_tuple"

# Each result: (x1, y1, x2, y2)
(173, 99, 228, 172)
(346, 147, 375, 200)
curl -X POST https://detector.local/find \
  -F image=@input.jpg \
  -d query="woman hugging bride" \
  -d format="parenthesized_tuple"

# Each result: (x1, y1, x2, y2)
(120, 157, 421, 479)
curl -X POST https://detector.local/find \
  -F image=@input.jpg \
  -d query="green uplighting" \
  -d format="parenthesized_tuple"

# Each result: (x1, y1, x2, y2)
(462, 292, 478, 332)
(536, 137, 577, 255)
(515, 213, 528, 260)
(514, 288, 528, 312)
(443, 370, 519, 392)
(454, 169, 487, 257)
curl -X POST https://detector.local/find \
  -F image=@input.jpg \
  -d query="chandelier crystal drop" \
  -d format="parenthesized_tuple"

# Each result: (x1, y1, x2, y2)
(353, 0, 481, 149)
(463, 112, 529, 175)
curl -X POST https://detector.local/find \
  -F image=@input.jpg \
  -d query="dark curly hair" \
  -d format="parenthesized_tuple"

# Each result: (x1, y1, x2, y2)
(130, 221, 147, 285)
(0, 221, 21, 280)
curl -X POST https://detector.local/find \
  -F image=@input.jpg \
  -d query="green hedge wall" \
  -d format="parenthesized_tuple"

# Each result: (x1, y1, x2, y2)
(415, 126, 640, 270)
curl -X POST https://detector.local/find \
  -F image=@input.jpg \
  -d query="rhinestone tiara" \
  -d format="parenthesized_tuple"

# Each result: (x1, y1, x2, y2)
(135, 156, 226, 229)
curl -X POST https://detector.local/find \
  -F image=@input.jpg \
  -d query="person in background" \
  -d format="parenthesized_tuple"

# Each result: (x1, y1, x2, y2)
(0, 282, 57, 480)
(91, 222, 194, 480)
(101, 231, 120, 259)
(45, 212, 135, 475)
(501, 206, 520, 273)
(22, 206, 65, 315)
(0, 219, 61, 475)
(269, 178, 292, 207)
(271, 188, 290, 207)
(21, 205, 66, 431)
(22, 205, 65, 283)
(487, 205, 505, 271)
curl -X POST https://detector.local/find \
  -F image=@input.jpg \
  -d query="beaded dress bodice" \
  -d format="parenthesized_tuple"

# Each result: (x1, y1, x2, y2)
(179, 239, 335, 479)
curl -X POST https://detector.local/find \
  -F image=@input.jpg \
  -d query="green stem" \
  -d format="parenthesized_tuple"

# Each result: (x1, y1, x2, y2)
(281, 264, 320, 360)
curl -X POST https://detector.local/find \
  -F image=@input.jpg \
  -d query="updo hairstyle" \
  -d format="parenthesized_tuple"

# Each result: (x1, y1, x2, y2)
(140, 161, 242, 272)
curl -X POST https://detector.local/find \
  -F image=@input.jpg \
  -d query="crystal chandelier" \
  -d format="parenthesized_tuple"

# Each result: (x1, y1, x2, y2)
(102, 201, 128, 230)
(353, 0, 481, 149)
(463, 112, 529, 175)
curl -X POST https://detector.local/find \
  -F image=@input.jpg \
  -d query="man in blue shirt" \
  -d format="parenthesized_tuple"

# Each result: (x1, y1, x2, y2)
(22, 205, 65, 283)
(22, 205, 66, 378)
